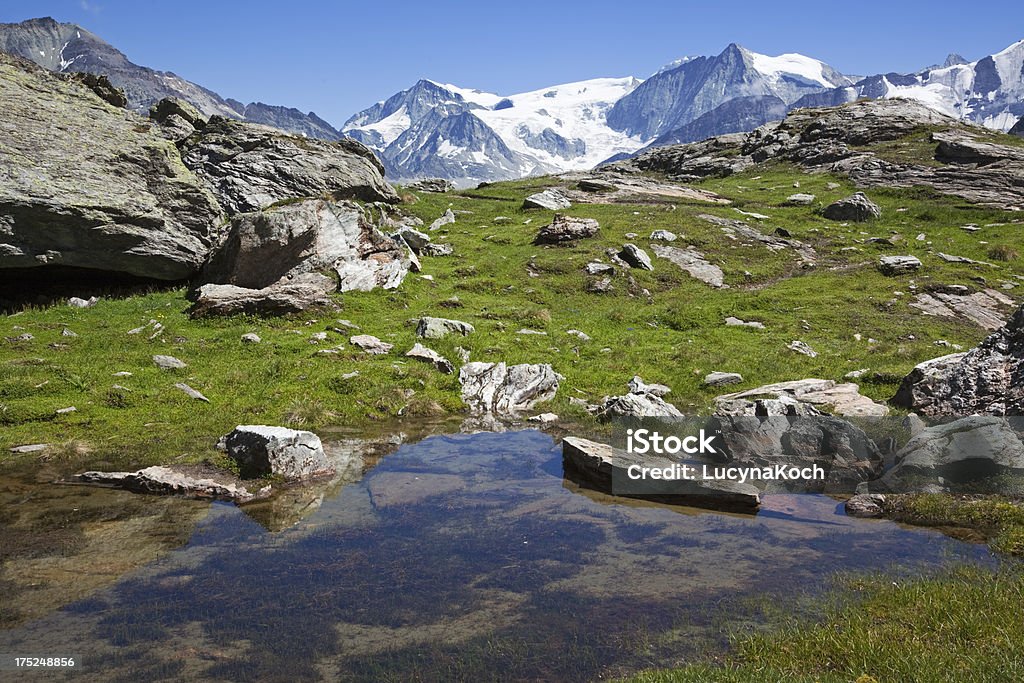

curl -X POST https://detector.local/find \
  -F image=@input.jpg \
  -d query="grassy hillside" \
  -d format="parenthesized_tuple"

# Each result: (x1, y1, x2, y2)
(1, 160, 1021, 468)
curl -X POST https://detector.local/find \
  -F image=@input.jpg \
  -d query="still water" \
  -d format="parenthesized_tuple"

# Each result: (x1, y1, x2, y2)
(0, 429, 994, 681)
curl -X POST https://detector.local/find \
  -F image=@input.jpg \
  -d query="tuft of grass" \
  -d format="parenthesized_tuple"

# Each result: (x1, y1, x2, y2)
(988, 244, 1018, 262)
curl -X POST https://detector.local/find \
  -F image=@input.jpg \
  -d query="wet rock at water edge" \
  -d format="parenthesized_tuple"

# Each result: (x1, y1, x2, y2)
(218, 425, 334, 481)
(74, 466, 260, 502)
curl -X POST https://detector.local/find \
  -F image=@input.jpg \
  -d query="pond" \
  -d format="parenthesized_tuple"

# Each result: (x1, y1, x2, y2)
(0, 429, 995, 682)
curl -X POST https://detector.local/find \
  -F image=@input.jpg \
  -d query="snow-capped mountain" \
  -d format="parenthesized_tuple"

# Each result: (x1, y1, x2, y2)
(0, 17, 341, 139)
(342, 77, 646, 186)
(606, 43, 854, 142)
(796, 40, 1024, 132)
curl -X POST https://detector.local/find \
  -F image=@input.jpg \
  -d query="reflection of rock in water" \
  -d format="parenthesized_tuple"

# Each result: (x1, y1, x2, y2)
(239, 435, 402, 531)
(0, 472, 209, 628)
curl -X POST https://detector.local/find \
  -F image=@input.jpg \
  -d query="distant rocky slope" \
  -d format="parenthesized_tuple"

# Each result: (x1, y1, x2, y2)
(0, 17, 340, 139)
(606, 98, 1024, 211)
(0, 51, 401, 303)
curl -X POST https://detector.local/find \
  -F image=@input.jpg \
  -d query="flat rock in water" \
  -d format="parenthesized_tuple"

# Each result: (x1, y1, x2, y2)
(218, 425, 333, 481)
(562, 437, 760, 512)
(75, 466, 257, 502)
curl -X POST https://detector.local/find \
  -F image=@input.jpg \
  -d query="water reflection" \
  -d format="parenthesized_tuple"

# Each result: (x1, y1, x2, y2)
(0, 430, 996, 682)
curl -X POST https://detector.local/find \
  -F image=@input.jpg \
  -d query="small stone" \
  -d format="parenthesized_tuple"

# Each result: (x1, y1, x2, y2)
(9, 443, 48, 454)
(67, 296, 99, 308)
(113, 371, 133, 377)
(416, 316, 474, 339)
(174, 383, 210, 402)
(618, 244, 654, 270)
(153, 355, 187, 370)
(405, 343, 455, 374)
(788, 340, 818, 358)
(584, 262, 615, 276)
(241, 333, 261, 343)
(704, 371, 743, 387)
(650, 230, 677, 241)
(566, 329, 591, 342)
(350, 335, 393, 355)
(56, 406, 77, 415)
(878, 255, 922, 276)
(61, 328, 78, 337)
(845, 369, 870, 379)
(428, 208, 456, 231)
(724, 316, 765, 329)
(516, 329, 547, 336)
(529, 412, 559, 424)
(785, 193, 816, 206)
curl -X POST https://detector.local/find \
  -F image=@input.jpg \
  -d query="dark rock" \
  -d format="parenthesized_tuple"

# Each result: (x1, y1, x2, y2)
(893, 305, 1024, 415)
(845, 493, 887, 517)
(822, 192, 881, 221)
(61, 72, 127, 108)
(533, 214, 600, 245)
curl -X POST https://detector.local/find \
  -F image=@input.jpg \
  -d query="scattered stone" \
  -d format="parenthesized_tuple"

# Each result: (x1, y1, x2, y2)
(705, 371, 743, 387)
(584, 262, 615, 276)
(566, 329, 592, 342)
(627, 376, 672, 397)
(725, 316, 765, 329)
(598, 377, 683, 419)
(587, 277, 614, 293)
(56, 406, 77, 415)
(459, 362, 560, 416)
(651, 244, 723, 287)
(174, 383, 210, 403)
(845, 493, 887, 517)
(189, 280, 334, 317)
(6, 333, 33, 342)
(878, 255, 922, 276)
(533, 214, 600, 245)
(241, 333, 261, 344)
(516, 329, 547, 336)
(218, 425, 333, 480)
(153, 355, 186, 370)
(405, 343, 455, 374)
(416, 316, 475, 339)
(393, 227, 431, 254)
(845, 369, 870, 379)
(61, 328, 77, 338)
(428, 208, 456, 231)
(113, 371, 133, 377)
(937, 252, 995, 267)
(822, 192, 881, 222)
(523, 188, 571, 210)
(785, 193, 816, 206)
(493, 216, 514, 225)
(650, 229, 678, 241)
(618, 244, 654, 270)
(349, 335, 393, 355)
(67, 296, 99, 308)
(529, 413, 559, 424)
(9, 444, 48, 454)
(787, 340, 818, 358)
(420, 242, 454, 257)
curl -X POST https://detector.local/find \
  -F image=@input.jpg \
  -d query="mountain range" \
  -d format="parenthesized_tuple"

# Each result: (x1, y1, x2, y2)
(2, 16, 1022, 185)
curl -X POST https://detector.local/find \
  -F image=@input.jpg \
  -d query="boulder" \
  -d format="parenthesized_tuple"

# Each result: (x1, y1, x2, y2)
(892, 305, 1024, 415)
(785, 193, 816, 206)
(618, 244, 653, 270)
(533, 214, 600, 245)
(75, 466, 257, 502)
(405, 343, 454, 373)
(407, 178, 455, 193)
(393, 227, 431, 254)
(650, 230, 678, 241)
(179, 115, 397, 214)
(876, 416, 1024, 493)
(716, 379, 889, 417)
(61, 72, 127, 108)
(193, 199, 410, 315)
(149, 96, 206, 129)
(523, 188, 571, 210)
(879, 255, 922, 275)
(562, 437, 760, 511)
(822, 192, 881, 221)
(416, 316, 475, 339)
(598, 377, 683, 419)
(705, 371, 743, 387)
(459, 362, 560, 416)
(0, 53, 222, 280)
(217, 425, 333, 480)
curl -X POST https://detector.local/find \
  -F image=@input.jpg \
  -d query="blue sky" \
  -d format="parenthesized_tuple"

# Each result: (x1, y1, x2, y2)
(3, 0, 1022, 127)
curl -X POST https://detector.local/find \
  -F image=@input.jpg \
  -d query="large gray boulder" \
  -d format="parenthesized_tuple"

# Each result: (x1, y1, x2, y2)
(459, 362, 560, 416)
(217, 425, 334, 481)
(189, 278, 334, 317)
(201, 199, 409, 293)
(179, 115, 398, 214)
(878, 255, 922, 276)
(0, 53, 222, 280)
(876, 416, 1024, 493)
(893, 305, 1024, 416)
(598, 377, 683, 419)
(416, 316, 475, 339)
(822, 192, 881, 221)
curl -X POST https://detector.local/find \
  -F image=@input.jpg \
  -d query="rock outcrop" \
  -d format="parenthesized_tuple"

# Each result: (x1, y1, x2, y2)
(716, 379, 888, 417)
(459, 362, 560, 416)
(878, 255, 922, 276)
(821, 192, 881, 221)
(893, 305, 1024, 415)
(0, 53, 222, 280)
(598, 377, 683, 419)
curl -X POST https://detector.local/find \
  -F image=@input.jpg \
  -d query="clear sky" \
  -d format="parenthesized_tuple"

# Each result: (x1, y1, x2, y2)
(3, 0, 1022, 128)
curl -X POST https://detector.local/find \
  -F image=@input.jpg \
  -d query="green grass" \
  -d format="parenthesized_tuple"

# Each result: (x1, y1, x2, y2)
(624, 565, 1024, 683)
(1, 162, 1021, 469)
(877, 494, 1024, 556)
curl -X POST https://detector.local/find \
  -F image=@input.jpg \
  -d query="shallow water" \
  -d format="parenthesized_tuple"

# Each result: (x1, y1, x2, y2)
(0, 430, 995, 682)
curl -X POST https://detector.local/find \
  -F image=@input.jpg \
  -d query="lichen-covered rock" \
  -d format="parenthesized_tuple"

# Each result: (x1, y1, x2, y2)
(459, 362, 560, 416)
(217, 425, 333, 480)
(716, 379, 888, 417)
(533, 215, 600, 245)
(893, 305, 1024, 415)
(179, 115, 398, 214)
(416, 316, 475, 339)
(0, 53, 222, 280)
